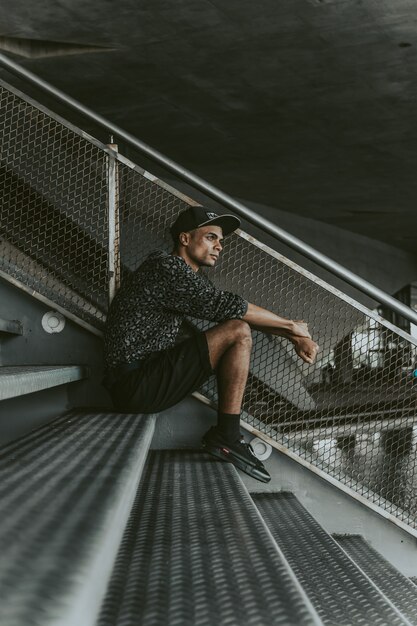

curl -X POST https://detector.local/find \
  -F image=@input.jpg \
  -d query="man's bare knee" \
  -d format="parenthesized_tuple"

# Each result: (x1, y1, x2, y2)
(229, 319, 252, 345)
(216, 319, 252, 345)
(205, 319, 252, 369)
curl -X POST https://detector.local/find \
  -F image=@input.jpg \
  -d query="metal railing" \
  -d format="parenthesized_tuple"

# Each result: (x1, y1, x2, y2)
(1, 78, 417, 535)
(1, 52, 417, 327)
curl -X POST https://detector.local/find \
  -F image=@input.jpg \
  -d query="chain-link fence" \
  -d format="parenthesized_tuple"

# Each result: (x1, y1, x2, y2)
(0, 82, 109, 328)
(1, 79, 417, 530)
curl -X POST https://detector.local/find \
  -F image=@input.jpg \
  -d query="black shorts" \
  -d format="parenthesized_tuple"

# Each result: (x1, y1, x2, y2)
(108, 333, 214, 413)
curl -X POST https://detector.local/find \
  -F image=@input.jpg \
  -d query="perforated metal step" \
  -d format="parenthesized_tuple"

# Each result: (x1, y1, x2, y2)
(333, 535, 417, 625)
(98, 450, 323, 626)
(0, 409, 156, 626)
(0, 365, 86, 400)
(252, 493, 412, 626)
(0, 317, 22, 335)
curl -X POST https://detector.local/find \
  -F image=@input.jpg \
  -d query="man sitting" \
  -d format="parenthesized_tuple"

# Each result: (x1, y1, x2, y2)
(103, 206, 318, 482)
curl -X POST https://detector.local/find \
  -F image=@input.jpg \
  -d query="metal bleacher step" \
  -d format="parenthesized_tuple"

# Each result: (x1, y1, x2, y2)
(0, 409, 156, 626)
(333, 534, 417, 625)
(0, 318, 23, 335)
(252, 492, 413, 626)
(0, 365, 87, 400)
(98, 450, 323, 626)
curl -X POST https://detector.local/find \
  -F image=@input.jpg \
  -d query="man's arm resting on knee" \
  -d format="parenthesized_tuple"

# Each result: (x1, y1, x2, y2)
(243, 303, 319, 364)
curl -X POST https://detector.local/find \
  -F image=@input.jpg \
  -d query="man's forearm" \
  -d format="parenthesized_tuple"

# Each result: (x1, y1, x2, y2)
(243, 303, 318, 364)
(242, 303, 308, 339)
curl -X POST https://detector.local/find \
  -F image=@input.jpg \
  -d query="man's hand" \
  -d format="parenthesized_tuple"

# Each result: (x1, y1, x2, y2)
(290, 336, 319, 364)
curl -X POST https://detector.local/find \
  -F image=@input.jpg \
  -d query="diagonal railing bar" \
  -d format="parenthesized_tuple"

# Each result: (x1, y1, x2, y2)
(1, 76, 417, 535)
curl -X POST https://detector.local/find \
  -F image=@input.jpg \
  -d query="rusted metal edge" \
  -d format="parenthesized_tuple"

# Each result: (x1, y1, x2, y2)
(0, 318, 23, 335)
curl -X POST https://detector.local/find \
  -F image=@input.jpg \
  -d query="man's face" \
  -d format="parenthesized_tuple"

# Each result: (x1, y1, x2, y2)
(185, 225, 224, 268)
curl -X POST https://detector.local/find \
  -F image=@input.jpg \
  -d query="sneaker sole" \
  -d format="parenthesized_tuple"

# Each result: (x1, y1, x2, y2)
(202, 443, 271, 483)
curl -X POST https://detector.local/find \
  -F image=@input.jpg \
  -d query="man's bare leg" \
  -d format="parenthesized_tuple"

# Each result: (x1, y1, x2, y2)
(204, 319, 252, 414)
(202, 320, 270, 482)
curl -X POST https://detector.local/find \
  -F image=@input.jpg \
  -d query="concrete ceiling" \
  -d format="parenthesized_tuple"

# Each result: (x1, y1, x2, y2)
(1, 0, 417, 253)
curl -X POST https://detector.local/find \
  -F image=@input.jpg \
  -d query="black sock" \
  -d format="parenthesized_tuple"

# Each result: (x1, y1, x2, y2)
(217, 412, 241, 441)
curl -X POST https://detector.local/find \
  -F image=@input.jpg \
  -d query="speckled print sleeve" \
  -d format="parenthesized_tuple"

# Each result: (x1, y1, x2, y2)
(157, 254, 248, 322)
(103, 250, 248, 368)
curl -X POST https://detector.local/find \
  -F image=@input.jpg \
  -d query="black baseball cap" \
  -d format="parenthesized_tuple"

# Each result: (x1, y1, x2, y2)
(170, 206, 240, 240)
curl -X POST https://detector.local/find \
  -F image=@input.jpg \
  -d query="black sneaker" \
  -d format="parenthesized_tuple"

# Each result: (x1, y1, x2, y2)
(202, 426, 271, 483)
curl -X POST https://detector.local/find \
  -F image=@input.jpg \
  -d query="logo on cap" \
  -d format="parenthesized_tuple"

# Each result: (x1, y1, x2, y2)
(206, 212, 218, 219)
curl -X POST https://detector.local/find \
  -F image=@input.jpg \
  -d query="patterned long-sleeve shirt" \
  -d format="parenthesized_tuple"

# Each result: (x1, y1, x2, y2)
(103, 250, 248, 369)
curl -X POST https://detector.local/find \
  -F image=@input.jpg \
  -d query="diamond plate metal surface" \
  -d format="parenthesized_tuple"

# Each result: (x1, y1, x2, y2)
(253, 493, 411, 625)
(333, 535, 417, 625)
(98, 450, 322, 626)
(0, 410, 154, 626)
(0, 365, 87, 400)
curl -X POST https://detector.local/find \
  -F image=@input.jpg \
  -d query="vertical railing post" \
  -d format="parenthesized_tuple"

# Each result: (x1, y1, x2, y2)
(107, 137, 120, 306)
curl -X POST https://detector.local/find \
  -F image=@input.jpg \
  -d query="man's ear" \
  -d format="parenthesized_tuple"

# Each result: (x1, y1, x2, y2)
(179, 231, 190, 246)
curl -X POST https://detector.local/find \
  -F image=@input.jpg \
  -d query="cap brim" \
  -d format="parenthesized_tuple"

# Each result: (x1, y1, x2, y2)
(198, 214, 240, 237)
